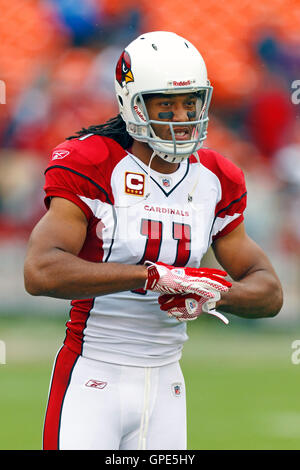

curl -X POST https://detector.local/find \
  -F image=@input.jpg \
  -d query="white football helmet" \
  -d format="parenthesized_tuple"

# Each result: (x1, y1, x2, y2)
(115, 31, 213, 162)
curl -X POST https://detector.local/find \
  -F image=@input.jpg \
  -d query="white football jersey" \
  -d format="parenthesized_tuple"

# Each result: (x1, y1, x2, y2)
(44, 135, 247, 366)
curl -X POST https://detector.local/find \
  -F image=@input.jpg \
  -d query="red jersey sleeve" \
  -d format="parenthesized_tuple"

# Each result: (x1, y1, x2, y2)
(198, 149, 247, 241)
(44, 135, 125, 220)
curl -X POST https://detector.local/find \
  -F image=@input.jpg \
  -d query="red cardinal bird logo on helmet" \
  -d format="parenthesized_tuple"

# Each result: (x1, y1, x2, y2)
(116, 51, 134, 87)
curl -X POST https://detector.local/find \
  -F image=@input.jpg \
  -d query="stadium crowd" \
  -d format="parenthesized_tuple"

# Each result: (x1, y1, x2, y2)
(0, 0, 299, 318)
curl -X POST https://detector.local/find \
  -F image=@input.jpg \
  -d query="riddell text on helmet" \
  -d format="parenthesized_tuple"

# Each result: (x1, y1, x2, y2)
(173, 80, 191, 86)
(133, 105, 146, 121)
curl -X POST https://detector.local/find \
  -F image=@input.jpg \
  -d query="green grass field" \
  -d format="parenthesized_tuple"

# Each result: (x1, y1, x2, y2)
(0, 314, 300, 450)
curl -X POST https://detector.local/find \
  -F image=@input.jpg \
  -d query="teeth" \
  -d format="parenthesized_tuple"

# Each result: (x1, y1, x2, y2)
(175, 132, 186, 136)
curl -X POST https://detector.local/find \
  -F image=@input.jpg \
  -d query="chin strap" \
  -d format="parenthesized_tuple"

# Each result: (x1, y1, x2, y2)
(187, 152, 202, 210)
(144, 150, 156, 200)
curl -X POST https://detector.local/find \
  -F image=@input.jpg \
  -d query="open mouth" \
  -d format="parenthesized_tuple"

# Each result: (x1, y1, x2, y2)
(173, 127, 192, 141)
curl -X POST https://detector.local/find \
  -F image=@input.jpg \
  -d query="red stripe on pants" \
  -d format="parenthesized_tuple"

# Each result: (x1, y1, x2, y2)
(43, 346, 79, 450)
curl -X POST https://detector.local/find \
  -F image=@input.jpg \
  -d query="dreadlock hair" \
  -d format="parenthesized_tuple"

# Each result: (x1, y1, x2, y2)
(66, 114, 134, 149)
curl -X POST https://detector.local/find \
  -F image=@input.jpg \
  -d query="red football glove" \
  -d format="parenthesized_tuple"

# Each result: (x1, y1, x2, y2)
(144, 261, 231, 297)
(158, 292, 230, 324)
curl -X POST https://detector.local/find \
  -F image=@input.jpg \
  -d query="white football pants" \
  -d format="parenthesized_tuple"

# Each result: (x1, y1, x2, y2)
(43, 346, 187, 450)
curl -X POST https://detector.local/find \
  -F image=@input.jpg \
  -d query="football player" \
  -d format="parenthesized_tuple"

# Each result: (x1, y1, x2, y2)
(24, 31, 283, 450)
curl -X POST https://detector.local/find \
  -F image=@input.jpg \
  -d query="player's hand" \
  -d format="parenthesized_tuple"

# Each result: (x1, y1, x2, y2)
(144, 261, 231, 297)
(158, 292, 229, 324)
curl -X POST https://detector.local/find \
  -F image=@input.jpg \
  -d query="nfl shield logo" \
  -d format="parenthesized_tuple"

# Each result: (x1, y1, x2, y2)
(160, 176, 172, 188)
(172, 383, 182, 397)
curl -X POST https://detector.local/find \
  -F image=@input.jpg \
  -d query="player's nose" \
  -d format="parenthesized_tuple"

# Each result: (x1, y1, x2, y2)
(172, 104, 189, 122)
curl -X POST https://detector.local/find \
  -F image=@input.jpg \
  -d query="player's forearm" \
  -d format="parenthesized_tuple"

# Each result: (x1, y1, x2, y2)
(24, 248, 148, 299)
(216, 269, 283, 319)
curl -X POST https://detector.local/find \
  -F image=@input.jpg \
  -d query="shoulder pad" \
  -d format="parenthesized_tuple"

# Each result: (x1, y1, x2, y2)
(196, 148, 245, 186)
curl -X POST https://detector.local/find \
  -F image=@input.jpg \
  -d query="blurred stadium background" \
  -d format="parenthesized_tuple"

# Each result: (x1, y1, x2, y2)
(0, 0, 300, 450)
